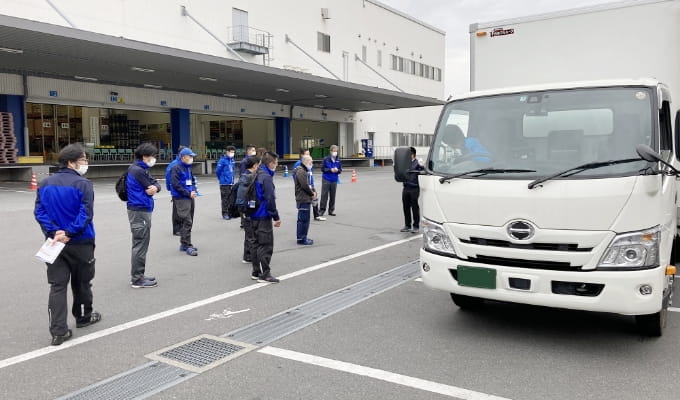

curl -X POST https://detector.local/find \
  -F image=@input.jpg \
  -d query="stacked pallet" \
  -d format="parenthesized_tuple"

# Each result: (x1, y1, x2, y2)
(0, 113, 17, 164)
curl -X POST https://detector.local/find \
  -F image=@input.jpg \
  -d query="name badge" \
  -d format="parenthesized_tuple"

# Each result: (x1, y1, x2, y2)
(185, 179, 192, 186)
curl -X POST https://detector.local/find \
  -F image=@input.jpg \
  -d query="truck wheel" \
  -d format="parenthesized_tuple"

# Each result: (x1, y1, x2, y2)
(450, 293, 484, 310)
(635, 309, 667, 337)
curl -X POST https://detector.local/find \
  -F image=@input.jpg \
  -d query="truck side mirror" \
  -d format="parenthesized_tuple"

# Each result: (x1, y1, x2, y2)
(636, 144, 680, 175)
(393, 147, 412, 182)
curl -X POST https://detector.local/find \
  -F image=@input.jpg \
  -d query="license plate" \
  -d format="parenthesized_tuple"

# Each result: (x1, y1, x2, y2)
(457, 266, 496, 289)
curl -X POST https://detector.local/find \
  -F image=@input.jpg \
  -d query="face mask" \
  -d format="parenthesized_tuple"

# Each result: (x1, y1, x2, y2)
(146, 157, 157, 168)
(249, 151, 256, 156)
(186, 157, 194, 165)
(305, 162, 313, 169)
(331, 152, 338, 157)
(227, 152, 235, 158)
(76, 164, 88, 175)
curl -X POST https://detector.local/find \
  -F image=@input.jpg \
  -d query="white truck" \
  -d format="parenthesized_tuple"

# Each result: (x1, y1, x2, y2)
(395, 0, 680, 336)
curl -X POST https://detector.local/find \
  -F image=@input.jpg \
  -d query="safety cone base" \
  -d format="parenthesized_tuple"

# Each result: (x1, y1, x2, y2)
(351, 169, 357, 183)
(30, 172, 38, 190)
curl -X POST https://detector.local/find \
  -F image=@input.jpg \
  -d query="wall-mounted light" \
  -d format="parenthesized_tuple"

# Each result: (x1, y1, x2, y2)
(199, 77, 217, 82)
(314, 94, 328, 98)
(74, 76, 98, 81)
(314, 105, 325, 108)
(276, 88, 290, 93)
(223, 93, 238, 98)
(144, 84, 162, 89)
(131, 67, 155, 72)
(264, 98, 277, 103)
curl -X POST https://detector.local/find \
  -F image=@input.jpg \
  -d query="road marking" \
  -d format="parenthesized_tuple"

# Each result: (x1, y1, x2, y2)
(0, 236, 420, 370)
(669, 307, 680, 313)
(259, 346, 511, 400)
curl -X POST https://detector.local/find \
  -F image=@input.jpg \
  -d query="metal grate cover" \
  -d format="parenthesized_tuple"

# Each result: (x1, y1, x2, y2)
(146, 334, 256, 373)
(54, 362, 194, 400)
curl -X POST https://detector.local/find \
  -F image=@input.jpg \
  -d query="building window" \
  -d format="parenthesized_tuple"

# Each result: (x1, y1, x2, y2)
(317, 32, 331, 52)
(377, 50, 382, 67)
(362, 45, 367, 62)
(391, 55, 398, 70)
(397, 56, 404, 72)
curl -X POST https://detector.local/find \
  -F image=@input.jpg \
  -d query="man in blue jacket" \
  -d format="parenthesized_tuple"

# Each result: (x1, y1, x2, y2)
(215, 145, 236, 220)
(127, 143, 161, 288)
(170, 148, 198, 256)
(251, 151, 282, 283)
(34, 143, 101, 345)
(319, 144, 342, 217)
(165, 145, 186, 236)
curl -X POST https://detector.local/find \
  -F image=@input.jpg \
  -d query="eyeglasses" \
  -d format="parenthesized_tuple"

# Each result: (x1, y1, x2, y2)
(77, 158, 89, 163)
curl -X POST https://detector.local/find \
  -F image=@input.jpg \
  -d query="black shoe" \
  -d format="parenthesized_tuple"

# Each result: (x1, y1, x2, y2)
(51, 329, 72, 346)
(400, 226, 411, 232)
(173, 232, 181, 236)
(297, 239, 314, 245)
(328, 212, 337, 216)
(258, 274, 280, 283)
(131, 278, 158, 288)
(251, 273, 260, 280)
(76, 311, 102, 328)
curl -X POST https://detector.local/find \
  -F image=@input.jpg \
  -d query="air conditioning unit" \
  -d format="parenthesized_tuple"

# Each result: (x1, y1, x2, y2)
(321, 8, 330, 19)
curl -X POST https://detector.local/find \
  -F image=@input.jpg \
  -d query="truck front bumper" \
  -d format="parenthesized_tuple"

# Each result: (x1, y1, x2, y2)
(420, 249, 666, 315)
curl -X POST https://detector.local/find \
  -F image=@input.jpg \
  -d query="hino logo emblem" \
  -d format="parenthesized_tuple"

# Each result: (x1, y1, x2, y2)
(507, 220, 534, 240)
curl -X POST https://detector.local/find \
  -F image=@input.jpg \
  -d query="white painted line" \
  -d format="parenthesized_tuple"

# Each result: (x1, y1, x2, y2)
(259, 346, 511, 400)
(669, 307, 680, 313)
(414, 277, 423, 282)
(0, 236, 420, 370)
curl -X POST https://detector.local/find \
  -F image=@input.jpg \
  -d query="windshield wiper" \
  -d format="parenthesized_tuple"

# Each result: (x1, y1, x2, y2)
(439, 168, 536, 183)
(527, 158, 642, 189)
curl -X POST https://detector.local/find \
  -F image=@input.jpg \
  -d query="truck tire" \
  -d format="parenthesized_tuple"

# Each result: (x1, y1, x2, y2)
(635, 309, 667, 337)
(450, 293, 484, 310)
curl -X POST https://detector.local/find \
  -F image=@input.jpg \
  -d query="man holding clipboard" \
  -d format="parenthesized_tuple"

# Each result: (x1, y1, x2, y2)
(34, 143, 101, 346)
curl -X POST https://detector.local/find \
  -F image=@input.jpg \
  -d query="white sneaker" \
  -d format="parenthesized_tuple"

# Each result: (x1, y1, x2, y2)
(241, 259, 251, 264)
(315, 216, 327, 221)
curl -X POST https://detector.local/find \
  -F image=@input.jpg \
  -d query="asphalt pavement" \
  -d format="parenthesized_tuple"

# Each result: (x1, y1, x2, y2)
(0, 166, 678, 400)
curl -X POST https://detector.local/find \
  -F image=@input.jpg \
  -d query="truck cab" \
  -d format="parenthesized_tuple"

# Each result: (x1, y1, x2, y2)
(399, 79, 678, 336)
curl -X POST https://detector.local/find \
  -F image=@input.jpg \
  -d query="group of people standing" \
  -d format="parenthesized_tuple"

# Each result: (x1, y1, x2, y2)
(33, 141, 344, 346)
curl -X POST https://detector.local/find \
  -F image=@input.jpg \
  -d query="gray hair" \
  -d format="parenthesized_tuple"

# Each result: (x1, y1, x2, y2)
(301, 155, 313, 164)
(330, 145, 338, 152)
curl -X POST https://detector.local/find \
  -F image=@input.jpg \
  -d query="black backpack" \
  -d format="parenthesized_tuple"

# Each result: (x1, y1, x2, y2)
(236, 170, 262, 215)
(115, 172, 128, 201)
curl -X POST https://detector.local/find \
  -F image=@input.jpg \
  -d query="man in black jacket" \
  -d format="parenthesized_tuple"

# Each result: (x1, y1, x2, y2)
(294, 155, 316, 245)
(34, 143, 101, 345)
(400, 147, 424, 233)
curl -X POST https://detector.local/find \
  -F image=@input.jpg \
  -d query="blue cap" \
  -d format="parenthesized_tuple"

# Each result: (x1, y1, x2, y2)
(179, 148, 196, 157)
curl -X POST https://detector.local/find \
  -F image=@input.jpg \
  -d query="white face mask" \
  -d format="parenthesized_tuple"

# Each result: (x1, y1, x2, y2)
(331, 151, 338, 157)
(76, 164, 88, 175)
(249, 151, 256, 156)
(227, 152, 235, 158)
(305, 162, 313, 169)
(146, 157, 156, 168)
(185, 157, 194, 165)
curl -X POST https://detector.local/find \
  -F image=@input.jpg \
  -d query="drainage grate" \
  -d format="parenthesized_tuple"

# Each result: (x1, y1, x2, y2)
(56, 260, 420, 399)
(54, 362, 194, 400)
(225, 261, 420, 345)
(146, 334, 256, 373)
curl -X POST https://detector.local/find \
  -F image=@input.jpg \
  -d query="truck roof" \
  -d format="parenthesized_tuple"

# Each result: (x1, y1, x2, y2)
(469, 0, 671, 32)
(449, 78, 664, 102)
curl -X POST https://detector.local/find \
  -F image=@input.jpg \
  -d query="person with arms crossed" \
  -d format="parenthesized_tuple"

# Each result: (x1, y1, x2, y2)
(216, 145, 236, 220)
(319, 144, 342, 217)
(294, 154, 316, 245)
(170, 148, 199, 256)
(127, 143, 161, 288)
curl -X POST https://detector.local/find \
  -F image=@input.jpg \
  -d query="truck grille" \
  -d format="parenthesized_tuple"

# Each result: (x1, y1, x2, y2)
(461, 237, 592, 252)
(465, 255, 580, 271)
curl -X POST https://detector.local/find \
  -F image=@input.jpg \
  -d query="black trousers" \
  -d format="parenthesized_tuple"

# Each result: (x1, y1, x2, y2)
(219, 184, 234, 216)
(242, 216, 256, 262)
(251, 218, 274, 277)
(174, 197, 195, 247)
(46, 243, 95, 336)
(172, 198, 181, 234)
(402, 186, 420, 229)
(319, 180, 337, 215)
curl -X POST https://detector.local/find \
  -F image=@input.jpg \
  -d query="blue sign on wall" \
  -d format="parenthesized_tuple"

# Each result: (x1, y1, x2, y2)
(49, 91, 58, 97)
(203, 105, 210, 110)
(160, 100, 167, 106)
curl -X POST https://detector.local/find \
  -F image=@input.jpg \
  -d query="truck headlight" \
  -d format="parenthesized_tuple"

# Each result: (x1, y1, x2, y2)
(422, 219, 456, 256)
(598, 226, 660, 269)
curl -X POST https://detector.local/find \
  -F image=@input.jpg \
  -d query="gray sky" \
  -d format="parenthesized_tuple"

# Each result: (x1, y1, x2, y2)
(379, 0, 617, 97)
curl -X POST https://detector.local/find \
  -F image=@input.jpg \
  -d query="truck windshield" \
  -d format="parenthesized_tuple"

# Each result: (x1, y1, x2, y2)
(429, 87, 654, 179)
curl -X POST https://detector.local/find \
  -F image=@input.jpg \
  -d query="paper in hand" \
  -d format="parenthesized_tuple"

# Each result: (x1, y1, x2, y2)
(35, 238, 65, 264)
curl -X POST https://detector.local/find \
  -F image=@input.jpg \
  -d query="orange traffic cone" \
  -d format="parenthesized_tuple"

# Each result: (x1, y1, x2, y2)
(351, 169, 357, 183)
(30, 172, 38, 190)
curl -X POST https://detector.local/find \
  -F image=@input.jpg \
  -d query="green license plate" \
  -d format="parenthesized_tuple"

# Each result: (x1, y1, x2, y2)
(457, 266, 496, 289)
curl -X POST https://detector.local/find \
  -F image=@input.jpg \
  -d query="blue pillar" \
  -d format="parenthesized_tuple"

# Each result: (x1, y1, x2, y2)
(275, 117, 291, 157)
(0, 95, 26, 156)
(170, 108, 190, 155)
